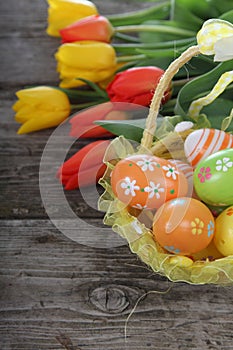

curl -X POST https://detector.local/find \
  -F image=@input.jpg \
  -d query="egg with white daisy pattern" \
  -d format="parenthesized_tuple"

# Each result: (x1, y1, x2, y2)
(111, 154, 188, 209)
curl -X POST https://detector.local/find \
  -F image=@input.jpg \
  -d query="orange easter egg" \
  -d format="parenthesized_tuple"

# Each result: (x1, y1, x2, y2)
(111, 154, 188, 210)
(153, 197, 215, 255)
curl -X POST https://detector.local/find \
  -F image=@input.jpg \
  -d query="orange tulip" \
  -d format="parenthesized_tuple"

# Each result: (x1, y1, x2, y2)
(60, 15, 114, 43)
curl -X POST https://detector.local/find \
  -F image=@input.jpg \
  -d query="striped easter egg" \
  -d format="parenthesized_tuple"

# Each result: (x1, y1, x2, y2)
(169, 159, 194, 197)
(184, 128, 233, 167)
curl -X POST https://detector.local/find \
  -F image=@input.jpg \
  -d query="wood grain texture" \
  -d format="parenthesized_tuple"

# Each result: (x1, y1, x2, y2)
(1, 0, 233, 349)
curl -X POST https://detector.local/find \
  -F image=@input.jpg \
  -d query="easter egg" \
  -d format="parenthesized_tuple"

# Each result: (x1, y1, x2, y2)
(184, 128, 233, 167)
(153, 197, 215, 255)
(214, 206, 233, 256)
(111, 154, 188, 210)
(169, 159, 194, 197)
(191, 239, 223, 262)
(193, 148, 233, 206)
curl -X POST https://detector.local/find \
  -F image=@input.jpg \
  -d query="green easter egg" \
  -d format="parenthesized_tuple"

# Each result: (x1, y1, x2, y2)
(193, 148, 233, 206)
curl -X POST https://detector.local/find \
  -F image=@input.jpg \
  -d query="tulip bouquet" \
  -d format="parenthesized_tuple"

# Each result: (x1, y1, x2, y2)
(12, 0, 233, 191)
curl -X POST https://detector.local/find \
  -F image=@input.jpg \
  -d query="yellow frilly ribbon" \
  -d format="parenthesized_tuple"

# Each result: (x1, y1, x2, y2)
(189, 19, 233, 118)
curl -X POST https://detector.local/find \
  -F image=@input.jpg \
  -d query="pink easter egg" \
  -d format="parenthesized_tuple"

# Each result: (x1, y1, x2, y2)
(184, 128, 233, 167)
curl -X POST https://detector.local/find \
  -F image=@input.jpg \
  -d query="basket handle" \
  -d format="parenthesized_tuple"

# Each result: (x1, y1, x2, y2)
(140, 45, 200, 150)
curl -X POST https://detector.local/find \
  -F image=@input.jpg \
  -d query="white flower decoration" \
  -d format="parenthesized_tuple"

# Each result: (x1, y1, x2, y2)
(136, 157, 158, 171)
(162, 164, 179, 180)
(120, 177, 140, 197)
(216, 157, 233, 172)
(144, 182, 165, 199)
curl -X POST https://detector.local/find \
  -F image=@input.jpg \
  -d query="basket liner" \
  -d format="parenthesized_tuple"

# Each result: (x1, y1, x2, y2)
(99, 136, 233, 285)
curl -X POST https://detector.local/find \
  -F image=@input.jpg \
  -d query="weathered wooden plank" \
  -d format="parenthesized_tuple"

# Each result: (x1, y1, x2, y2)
(1, 0, 233, 349)
(1, 220, 233, 350)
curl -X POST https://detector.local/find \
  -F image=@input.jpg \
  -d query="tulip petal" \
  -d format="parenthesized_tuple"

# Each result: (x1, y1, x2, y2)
(58, 139, 110, 176)
(12, 100, 26, 112)
(60, 15, 113, 43)
(47, 0, 98, 37)
(17, 111, 69, 134)
(55, 41, 117, 88)
(70, 102, 114, 125)
(64, 163, 106, 190)
(106, 66, 170, 107)
(70, 124, 112, 138)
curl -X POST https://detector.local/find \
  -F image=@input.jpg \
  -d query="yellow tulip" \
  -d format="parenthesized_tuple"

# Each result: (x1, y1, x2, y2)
(47, 0, 98, 37)
(55, 40, 117, 88)
(13, 86, 71, 134)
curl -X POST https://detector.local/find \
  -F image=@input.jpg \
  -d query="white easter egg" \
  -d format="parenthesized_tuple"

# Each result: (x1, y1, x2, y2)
(184, 128, 233, 167)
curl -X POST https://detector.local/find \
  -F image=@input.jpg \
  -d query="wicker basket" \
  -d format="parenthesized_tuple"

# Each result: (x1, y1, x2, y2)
(99, 45, 233, 285)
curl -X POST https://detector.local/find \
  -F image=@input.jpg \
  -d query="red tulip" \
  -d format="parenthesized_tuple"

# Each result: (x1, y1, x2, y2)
(60, 15, 114, 43)
(69, 102, 129, 138)
(57, 140, 110, 190)
(106, 66, 172, 106)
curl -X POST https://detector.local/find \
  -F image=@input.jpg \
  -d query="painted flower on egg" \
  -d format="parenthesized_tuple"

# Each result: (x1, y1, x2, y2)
(194, 148, 233, 206)
(197, 167, 212, 183)
(216, 157, 233, 172)
(162, 163, 179, 180)
(144, 182, 165, 199)
(111, 154, 188, 209)
(153, 197, 215, 255)
(136, 157, 159, 171)
(120, 177, 139, 197)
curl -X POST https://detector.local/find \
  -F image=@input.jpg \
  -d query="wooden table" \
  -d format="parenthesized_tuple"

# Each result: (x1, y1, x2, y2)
(1, 1, 233, 349)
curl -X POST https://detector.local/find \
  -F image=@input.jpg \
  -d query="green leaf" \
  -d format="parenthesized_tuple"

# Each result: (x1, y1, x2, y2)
(213, 1, 233, 17)
(113, 37, 196, 55)
(175, 61, 233, 117)
(192, 114, 211, 129)
(220, 10, 233, 24)
(95, 115, 185, 142)
(172, 0, 217, 19)
(76, 78, 109, 99)
(221, 108, 233, 131)
(95, 118, 146, 142)
(201, 99, 233, 130)
(138, 20, 195, 43)
(132, 54, 217, 79)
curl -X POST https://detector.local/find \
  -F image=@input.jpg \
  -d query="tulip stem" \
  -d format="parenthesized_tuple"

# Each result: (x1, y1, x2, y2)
(70, 100, 108, 110)
(112, 37, 196, 52)
(116, 54, 146, 62)
(115, 24, 195, 37)
(107, 2, 170, 26)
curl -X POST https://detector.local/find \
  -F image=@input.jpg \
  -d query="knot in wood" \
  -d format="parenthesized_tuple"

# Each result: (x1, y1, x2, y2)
(90, 285, 129, 314)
